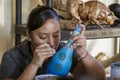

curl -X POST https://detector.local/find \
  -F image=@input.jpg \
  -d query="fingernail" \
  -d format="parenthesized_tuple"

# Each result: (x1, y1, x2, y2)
(52, 49, 56, 53)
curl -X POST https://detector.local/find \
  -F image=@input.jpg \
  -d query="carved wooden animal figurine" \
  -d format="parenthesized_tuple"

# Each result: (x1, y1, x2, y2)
(78, 1, 115, 28)
(95, 52, 106, 61)
(42, 0, 115, 28)
(67, 0, 115, 28)
(101, 53, 120, 68)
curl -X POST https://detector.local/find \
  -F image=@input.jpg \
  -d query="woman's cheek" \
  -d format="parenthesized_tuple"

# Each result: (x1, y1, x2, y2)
(55, 38, 60, 50)
(32, 38, 45, 47)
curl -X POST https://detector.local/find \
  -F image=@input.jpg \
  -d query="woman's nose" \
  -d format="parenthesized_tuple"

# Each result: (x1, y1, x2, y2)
(47, 37, 55, 48)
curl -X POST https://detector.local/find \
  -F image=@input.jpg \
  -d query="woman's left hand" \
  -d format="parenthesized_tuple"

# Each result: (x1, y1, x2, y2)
(71, 24, 87, 58)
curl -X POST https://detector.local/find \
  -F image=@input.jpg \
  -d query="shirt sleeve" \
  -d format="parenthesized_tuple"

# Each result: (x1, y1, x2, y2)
(1, 50, 22, 79)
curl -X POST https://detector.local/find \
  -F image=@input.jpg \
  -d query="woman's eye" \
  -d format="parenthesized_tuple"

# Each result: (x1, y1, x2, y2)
(40, 35, 47, 39)
(54, 34, 59, 38)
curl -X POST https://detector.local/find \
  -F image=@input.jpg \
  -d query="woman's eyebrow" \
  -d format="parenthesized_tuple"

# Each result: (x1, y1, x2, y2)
(38, 30, 60, 35)
(38, 32, 48, 35)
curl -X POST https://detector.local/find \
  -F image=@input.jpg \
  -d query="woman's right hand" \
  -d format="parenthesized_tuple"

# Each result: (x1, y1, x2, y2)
(31, 43, 56, 68)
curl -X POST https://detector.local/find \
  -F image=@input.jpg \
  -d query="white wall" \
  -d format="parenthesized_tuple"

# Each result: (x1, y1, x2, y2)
(87, 38, 115, 57)
(0, 0, 119, 63)
(0, 0, 14, 61)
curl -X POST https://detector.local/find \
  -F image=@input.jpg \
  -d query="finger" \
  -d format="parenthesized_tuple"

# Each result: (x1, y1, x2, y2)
(70, 34, 79, 42)
(36, 43, 50, 49)
(72, 42, 82, 49)
(79, 24, 86, 34)
(35, 47, 51, 52)
(35, 48, 56, 55)
(69, 31, 73, 37)
(42, 50, 55, 59)
(70, 34, 85, 44)
(72, 38, 86, 48)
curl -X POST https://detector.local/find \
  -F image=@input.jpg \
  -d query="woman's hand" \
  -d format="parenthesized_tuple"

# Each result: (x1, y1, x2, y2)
(71, 24, 87, 58)
(31, 43, 56, 68)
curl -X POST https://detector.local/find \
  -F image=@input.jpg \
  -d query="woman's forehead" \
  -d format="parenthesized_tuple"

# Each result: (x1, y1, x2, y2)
(40, 19, 60, 30)
(33, 19, 60, 33)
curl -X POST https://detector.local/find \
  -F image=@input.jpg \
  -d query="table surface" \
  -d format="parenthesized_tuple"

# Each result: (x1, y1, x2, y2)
(35, 76, 111, 80)
(35, 74, 112, 80)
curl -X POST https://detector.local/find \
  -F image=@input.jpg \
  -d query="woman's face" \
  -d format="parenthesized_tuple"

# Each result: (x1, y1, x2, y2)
(30, 19, 61, 51)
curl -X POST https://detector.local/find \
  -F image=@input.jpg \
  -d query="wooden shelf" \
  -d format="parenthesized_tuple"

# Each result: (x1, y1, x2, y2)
(15, 24, 120, 40)
(15, 0, 120, 45)
(85, 27, 120, 39)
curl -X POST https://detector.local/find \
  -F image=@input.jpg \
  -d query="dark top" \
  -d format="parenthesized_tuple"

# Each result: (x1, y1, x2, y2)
(0, 40, 80, 79)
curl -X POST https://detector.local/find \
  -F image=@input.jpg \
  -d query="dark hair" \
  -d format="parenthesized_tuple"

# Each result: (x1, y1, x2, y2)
(27, 5, 59, 32)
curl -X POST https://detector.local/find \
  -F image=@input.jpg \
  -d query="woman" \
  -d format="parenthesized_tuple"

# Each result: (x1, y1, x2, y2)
(1, 5, 105, 80)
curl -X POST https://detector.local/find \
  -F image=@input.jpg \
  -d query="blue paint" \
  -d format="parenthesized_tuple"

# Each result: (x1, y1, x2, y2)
(46, 24, 81, 77)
